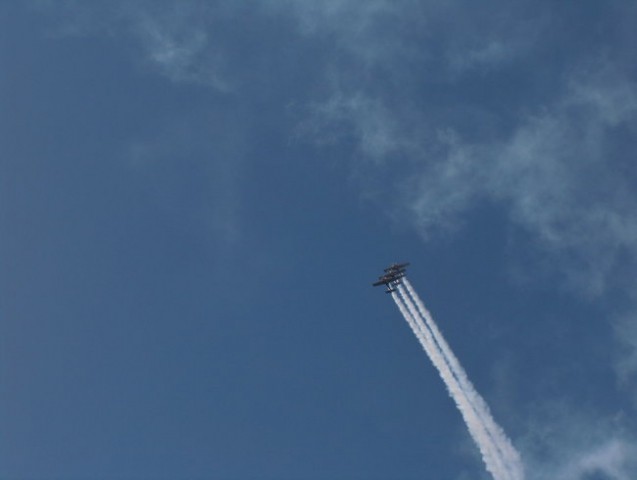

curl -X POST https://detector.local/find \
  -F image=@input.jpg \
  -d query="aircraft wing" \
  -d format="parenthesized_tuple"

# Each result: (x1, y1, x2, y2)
(373, 262, 409, 289)
(373, 274, 403, 286)
(384, 262, 410, 272)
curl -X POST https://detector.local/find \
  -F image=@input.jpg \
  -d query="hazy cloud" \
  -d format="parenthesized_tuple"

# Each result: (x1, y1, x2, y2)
(519, 404, 637, 480)
(297, 17, 637, 296)
(132, 6, 226, 89)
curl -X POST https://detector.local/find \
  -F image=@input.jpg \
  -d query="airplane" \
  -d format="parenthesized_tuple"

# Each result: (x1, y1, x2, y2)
(373, 262, 409, 293)
(383, 262, 409, 273)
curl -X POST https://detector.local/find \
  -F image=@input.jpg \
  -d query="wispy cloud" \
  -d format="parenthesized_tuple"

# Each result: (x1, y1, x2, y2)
(562, 440, 636, 480)
(298, 26, 637, 296)
(538, 438, 637, 480)
(132, 8, 223, 88)
(518, 403, 637, 480)
(32, 1, 232, 90)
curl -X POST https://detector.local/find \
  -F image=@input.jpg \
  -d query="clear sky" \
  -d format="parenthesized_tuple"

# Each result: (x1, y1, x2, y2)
(2, 2, 637, 479)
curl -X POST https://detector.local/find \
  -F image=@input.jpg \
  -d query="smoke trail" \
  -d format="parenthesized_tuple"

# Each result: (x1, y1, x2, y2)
(391, 289, 510, 480)
(401, 279, 525, 480)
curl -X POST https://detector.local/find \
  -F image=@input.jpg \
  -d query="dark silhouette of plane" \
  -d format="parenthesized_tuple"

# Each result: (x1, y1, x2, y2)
(373, 262, 409, 293)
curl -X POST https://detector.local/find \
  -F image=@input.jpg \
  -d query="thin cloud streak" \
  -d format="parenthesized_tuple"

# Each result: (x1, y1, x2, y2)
(402, 279, 524, 478)
(393, 285, 522, 479)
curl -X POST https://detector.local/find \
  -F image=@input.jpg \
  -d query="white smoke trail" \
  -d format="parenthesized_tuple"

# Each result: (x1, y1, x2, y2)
(401, 279, 525, 480)
(391, 289, 510, 480)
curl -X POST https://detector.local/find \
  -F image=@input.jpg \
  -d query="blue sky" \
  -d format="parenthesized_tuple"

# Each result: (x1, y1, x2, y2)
(2, 1, 637, 479)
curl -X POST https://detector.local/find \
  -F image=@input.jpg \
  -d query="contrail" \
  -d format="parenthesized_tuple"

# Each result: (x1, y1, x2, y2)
(400, 279, 524, 480)
(391, 289, 510, 480)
